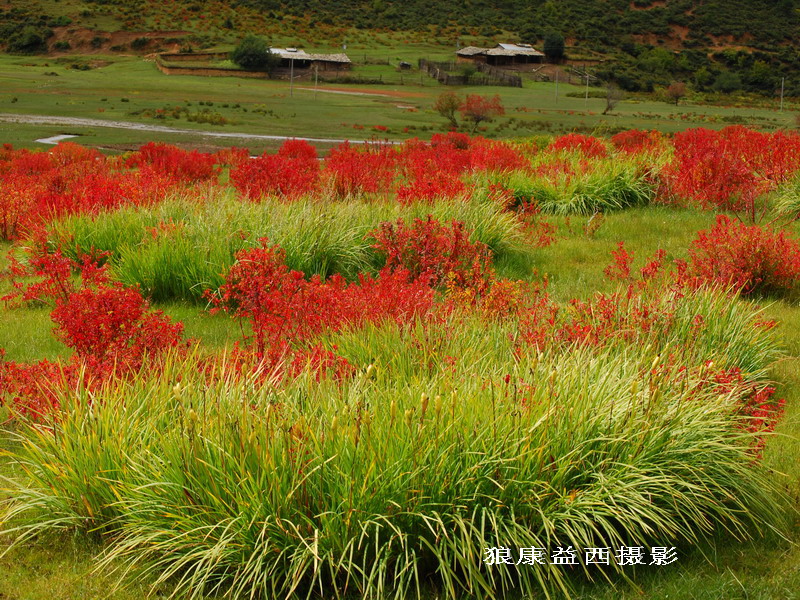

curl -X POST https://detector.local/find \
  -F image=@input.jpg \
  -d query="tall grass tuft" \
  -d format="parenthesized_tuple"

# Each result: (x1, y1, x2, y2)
(772, 172, 800, 220)
(49, 192, 526, 302)
(0, 290, 788, 599)
(474, 153, 659, 216)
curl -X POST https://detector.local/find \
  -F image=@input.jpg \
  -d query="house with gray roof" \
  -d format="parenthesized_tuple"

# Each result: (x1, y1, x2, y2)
(456, 43, 544, 66)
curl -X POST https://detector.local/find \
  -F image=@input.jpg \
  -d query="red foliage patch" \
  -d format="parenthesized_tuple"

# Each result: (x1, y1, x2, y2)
(368, 216, 492, 289)
(206, 240, 434, 365)
(229, 140, 320, 200)
(549, 133, 609, 158)
(662, 127, 800, 220)
(126, 142, 221, 184)
(685, 215, 800, 294)
(611, 129, 664, 154)
(1, 250, 185, 415)
(604, 242, 634, 281)
(322, 142, 396, 198)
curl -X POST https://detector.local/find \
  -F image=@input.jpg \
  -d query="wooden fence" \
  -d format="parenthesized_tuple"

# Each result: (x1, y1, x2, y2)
(418, 59, 522, 87)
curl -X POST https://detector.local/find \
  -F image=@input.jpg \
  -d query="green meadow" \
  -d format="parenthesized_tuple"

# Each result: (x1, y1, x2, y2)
(1, 200, 799, 599)
(0, 52, 795, 153)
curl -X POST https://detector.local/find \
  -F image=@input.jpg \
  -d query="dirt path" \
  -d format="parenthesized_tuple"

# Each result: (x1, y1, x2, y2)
(1, 113, 380, 144)
(34, 134, 79, 145)
(295, 87, 424, 99)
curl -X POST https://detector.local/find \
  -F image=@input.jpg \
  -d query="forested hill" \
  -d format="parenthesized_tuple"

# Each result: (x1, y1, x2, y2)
(236, 0, 798, 49)
(5, 0, 799, 53)
(3, 0, 800, 95)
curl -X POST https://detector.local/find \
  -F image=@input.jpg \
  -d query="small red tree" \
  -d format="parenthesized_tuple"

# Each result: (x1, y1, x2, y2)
(459, 94, 505, 134)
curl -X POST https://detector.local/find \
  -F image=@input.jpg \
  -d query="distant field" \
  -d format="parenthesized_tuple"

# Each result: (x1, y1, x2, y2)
(0, 53, 795, 152)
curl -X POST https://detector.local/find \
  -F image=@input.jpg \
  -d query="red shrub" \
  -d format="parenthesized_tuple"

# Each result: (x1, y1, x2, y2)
(126, 142, 221, 183)
(396, 174, 467, 203)
(213, 146, 251, 169)
(5, 250, 184, 377)
(369, 216, 492, 288)
(52, 286, 184, 373)
(321, 142, 396, 198)
(549, 133, 608, 158)
(469, 138, 529, 173)
(48, 142, 104, 167)
(207, 240, 434, 363)
(0, 356, 76, 418)
(611, 130, 664, 154)
(603, 242, 634, 281)
(400, 136, 471, 178)
(515, 201, 556, 248)
(0, 144, 179, 240)
(230, 140, 320, 200)
(1, 251, 185, 415)
(686, 215, 800, 294)
(0, 173, 43, 240)
(663, 127, 800, 220)
(289, 345, 355, 381)
(712, 366, 786, 457)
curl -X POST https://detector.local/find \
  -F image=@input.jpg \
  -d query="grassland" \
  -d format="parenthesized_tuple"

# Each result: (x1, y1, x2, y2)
(0, 52, 796, 153)
(1, 200, 799, 599)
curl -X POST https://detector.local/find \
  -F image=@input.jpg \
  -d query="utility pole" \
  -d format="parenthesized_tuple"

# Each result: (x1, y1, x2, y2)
(555, 69, 559, 103)
(780, 77, 785, 112)
(585, 68, 590, 110)
(290, 57, 294, 97)
(314, 64, 319, 100)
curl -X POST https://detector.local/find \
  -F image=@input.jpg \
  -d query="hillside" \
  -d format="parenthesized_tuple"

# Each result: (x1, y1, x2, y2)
(2, 0, 800, 95)
(245, 0, 798, 48)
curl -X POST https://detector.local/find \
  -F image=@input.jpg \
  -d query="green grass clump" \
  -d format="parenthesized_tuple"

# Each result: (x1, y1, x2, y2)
(771, 173, 800, 221)
(0, 287, 788, 600)
(477, 154, 658, 216)
(49, 192, 527, 302)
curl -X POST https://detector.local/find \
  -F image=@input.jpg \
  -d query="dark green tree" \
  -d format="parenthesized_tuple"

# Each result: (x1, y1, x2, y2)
(712, 71, 743, 94)
(7, 26, 52, 54)
(543, 32, 565, 62)
(231, 35, 280, 73)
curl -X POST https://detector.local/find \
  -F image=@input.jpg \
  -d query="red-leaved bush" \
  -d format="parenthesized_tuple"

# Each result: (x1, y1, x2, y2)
(611, 129, 664, 155)
(368, 216, 492, 289)
(468, 138, 529, 173)
(207, 240, 434, 365)
(126, 142, 221, 184)
(662, 127, 800, 221)
(712, 366, 786, 457)
(322, 142, 396, 198)
(6, 250, 185, 372)
(549, 133, 609, 158)
(1, 250, 185, 415)
(603, 242, 634, 281)
(685, 215, 800, 295)
(230, 140, 320, 200)
(0, 143, 186, 241)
